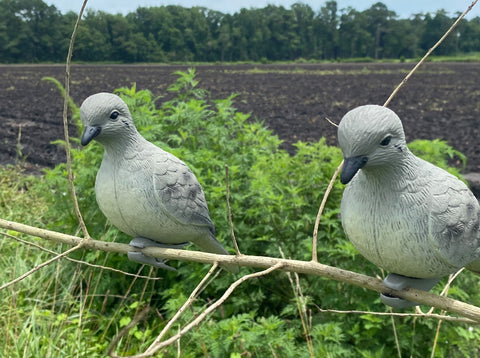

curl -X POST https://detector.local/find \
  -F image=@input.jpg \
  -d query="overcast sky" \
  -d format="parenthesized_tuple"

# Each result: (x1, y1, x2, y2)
(44, 0, 480, 19)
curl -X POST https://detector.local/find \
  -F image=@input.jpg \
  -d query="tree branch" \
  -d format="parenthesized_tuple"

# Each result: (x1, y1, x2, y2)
(2, 217, 480, 323)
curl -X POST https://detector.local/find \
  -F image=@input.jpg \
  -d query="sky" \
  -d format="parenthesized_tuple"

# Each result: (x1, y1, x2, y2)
(44, 0, 480, 19)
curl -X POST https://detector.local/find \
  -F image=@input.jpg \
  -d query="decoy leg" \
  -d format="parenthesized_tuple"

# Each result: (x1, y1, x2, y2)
(128, 237, 189, 271)
(380, 273, 440, 309)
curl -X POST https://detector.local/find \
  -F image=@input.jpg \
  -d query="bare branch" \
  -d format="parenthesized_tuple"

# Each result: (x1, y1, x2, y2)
(2, 217, 480, 323)
(62, 0, 90, 239)
(312, 160, 343, 262)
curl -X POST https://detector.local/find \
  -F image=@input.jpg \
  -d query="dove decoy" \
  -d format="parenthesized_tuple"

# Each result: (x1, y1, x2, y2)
(80, 92, 238, 273)
(338, 104, 480, 308)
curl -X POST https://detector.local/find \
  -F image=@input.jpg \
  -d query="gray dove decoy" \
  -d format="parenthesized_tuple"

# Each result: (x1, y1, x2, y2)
(338, 104, 480, 308)
(80, 92, 238, 273)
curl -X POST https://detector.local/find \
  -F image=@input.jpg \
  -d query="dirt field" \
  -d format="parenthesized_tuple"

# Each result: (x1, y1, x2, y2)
(1, 62, 479, 173)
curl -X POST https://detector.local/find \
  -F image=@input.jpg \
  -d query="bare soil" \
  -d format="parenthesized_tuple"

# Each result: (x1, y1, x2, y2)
(1, 62, 479, 174)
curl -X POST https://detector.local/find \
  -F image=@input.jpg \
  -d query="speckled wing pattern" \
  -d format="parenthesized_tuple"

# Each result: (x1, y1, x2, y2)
(426, 161, 480, 269)
(151, 147, 216, 232)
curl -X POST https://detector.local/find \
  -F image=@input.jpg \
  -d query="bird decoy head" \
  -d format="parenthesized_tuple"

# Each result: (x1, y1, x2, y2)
(80, 92, 136, 146)
(337, 105, 407, 184)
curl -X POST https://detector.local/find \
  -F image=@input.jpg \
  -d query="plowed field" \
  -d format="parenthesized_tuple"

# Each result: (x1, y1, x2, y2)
(1, 63, 479, 173)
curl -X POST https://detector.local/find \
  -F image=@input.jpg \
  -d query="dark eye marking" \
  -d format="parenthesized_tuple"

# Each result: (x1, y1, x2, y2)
(110, 111, 120, 120)
(380, 135, 392, 146)
(394, 144, 403, 152)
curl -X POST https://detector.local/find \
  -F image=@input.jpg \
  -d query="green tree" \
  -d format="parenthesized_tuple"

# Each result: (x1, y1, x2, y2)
(264, 5, 298, 60)
(363, 2, 397, 59)
(291, 3, 315, 59)
(383, 19, 421, 58)
(421, 10, 457, 55)
(0, 0, 63, 62)
(458, 16, 480, 53)
(314, 0, 339, 59)
(218, 15, 233, 61)
(75, 10, 112, 61)
(338, 7, 373, 58)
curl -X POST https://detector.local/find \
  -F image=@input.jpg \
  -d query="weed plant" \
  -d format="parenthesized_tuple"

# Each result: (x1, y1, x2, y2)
(1, 70, 479, 357)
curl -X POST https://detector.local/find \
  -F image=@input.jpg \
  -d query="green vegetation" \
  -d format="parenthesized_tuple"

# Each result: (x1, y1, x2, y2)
(408, 139, 467, 180)
(1, 70, 480, 357)
(1, 0, 480, 63)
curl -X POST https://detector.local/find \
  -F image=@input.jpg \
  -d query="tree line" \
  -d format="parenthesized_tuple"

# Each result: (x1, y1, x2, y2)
(1, 0, 480, 63)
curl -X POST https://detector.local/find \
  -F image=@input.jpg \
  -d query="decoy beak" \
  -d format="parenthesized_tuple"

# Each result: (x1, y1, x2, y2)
(81, 126, 102, 146)
(340, 155, 368, 184)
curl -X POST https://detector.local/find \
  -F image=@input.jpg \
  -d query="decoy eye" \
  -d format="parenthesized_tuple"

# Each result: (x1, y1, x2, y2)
(110, 111, 119, 120)
(380, 135, 392, 146)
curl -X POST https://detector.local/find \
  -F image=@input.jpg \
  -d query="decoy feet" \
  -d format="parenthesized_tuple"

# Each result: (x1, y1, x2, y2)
(128, 237, 189, 271)
(380, 273, 441, 309)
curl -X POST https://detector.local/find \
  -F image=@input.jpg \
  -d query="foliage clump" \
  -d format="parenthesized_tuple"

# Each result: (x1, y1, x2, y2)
(1, 70, 479, 357)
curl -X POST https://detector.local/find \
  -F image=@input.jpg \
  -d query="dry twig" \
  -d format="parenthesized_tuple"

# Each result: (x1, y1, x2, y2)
(2, 232, 161, 280)
(0, 243, 82, 291)
(316, 308, 478, 325)
(280, 247, 314, 357)
(225, 165, 241, 255)
(62, 0, 90, 240)
(107, 264, 218, 356)
(311, 160, 343, 262)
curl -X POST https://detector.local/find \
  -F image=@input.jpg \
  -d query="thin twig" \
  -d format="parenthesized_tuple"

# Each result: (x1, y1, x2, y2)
(62, 0, 90, 239)
(107, 305, 151, 355)
(316, 308, 478, 325)
(429, 269, 463, 358)
(439, 268, 465, 297)
(431, 314, 444, 358)
(390, 311, 402, 358)
(2, 232, 161, 280)
(143, 263, 219, 355)
(422, 268, 465, 316)
(311, 160, 343, 262)
(325, 116, 339, 128)
(101, 265, 146, 342)
(383, 0, 478, 107)
(0, 244, 82, 291)
(280, 247, 314, 357)
(225, 165, 241, 255)
(108, 263, 218, 356)
(177, 325, 181, 358)
(110, 262, 285, 358)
